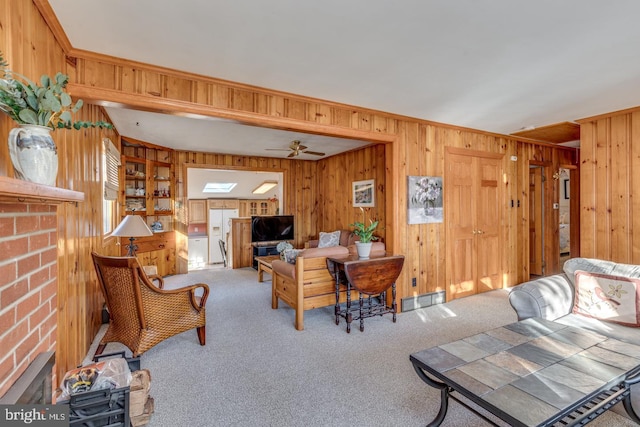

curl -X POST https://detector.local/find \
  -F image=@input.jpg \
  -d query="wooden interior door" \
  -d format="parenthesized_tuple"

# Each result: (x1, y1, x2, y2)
(529, 166, 544, 276)
(476, 157, 502, 293)
(447, 154, 476, 299)
(446, 150, 503, 300)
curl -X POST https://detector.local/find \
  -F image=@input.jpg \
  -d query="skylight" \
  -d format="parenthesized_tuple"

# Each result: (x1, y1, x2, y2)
(203, 182, 237, 193)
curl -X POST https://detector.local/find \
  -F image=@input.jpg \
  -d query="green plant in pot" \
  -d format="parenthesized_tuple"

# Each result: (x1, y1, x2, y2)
(350, 207, 378, 258)
(0, 50, 112, 186)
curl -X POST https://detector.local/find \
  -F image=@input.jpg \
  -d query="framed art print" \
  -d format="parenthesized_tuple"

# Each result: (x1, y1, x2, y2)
(353, 179, 375, 207)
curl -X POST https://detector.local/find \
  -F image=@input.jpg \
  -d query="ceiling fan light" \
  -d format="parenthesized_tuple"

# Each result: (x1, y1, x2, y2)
(252, 180, 278, 194)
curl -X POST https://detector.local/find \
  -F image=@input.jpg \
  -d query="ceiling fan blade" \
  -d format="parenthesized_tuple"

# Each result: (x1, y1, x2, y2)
(287, 151, 298, 158)
(265, 148, 291, 151)
(303, 150, 325, 156)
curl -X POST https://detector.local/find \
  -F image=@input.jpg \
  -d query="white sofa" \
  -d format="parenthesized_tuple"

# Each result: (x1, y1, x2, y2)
(509, 257, 640, 419)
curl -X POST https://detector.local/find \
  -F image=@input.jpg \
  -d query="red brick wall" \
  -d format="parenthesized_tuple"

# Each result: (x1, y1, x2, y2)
(0, 203, 58, 398)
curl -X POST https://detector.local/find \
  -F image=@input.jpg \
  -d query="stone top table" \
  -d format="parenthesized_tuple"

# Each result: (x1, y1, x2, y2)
(410, 317, 640, 426)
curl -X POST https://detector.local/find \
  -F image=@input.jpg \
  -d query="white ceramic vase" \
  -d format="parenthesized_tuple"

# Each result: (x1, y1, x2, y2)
(355, 241, 373, 259)
(8, 124, 58, 186)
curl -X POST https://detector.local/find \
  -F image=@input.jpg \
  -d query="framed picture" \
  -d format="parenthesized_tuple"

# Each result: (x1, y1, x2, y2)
(353, 179, 375, 207)
(407, 176, 443, 224)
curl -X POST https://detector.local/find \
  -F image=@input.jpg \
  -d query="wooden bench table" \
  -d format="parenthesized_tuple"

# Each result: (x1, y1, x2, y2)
(255, 255, 280, 282)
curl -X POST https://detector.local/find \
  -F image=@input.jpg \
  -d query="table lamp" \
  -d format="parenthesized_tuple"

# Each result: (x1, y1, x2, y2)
(112, 215, 154, 256)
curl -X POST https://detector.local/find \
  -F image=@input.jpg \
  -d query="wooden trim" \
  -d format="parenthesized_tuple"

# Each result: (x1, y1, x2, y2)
(445, 146, 505, 159)
(0, 176, 84, 204)
(576, 105, 640, 124)
(66, 84, 397, 144)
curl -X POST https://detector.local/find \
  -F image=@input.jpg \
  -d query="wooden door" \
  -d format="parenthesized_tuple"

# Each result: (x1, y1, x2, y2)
(447, 154, 476, 299)
(476, 157, 502, 293)
(529, 167, 544, 275)
(446, 150, 503, 301)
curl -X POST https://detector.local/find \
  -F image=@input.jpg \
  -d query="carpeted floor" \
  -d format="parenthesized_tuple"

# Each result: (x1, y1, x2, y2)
(87, 267, 636, 426)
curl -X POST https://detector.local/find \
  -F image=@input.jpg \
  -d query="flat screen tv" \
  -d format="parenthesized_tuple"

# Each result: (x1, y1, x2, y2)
(251, 215, 294, 243)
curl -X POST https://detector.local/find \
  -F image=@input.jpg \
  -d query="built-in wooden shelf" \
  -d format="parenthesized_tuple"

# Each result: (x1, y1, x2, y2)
(0, 176, 85, 204)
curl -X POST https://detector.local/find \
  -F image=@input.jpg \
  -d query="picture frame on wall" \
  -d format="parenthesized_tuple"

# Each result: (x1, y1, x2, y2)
(353, 179, 375, 207)
(407, 176, 443, 224)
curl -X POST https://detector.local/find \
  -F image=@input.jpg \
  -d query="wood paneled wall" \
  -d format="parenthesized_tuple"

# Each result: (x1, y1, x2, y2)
(1, 0, 581, 387)
(578, 108, 640, 263)
(0, 0, 119, 385)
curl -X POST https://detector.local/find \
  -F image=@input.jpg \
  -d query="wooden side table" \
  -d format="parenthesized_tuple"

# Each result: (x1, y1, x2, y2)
(255, 255, 280, 282)
(327, 254, 404, 332)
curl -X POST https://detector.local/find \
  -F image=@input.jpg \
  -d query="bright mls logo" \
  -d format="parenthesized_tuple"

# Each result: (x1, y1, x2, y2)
(1, 405, 67, 426)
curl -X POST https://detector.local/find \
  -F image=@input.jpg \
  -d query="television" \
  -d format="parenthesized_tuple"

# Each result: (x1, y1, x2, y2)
(251, 215, 294, 243)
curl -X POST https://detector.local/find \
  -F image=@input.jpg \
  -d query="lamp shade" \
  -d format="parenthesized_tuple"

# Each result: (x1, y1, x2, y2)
(112, 215, 153, 238)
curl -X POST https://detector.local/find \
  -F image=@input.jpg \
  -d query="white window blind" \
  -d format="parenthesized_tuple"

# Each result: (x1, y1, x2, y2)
(103, 138, 121, 200)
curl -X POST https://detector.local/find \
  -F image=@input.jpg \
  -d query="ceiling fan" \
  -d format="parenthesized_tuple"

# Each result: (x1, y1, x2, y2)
(266, 140, 325, 158)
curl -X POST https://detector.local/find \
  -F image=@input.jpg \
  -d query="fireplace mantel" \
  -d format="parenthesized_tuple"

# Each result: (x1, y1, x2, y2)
(0, 176, 84, 204)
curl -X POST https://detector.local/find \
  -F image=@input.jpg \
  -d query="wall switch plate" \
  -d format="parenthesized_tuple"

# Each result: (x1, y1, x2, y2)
(412, 277, 417, 287)
(510, 155, 518, 161)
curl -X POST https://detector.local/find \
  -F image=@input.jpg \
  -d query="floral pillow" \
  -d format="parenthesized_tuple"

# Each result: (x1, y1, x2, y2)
(573, 271, 640, 327)
(283, 249, 303, 264)
(318, 230, 341, 248)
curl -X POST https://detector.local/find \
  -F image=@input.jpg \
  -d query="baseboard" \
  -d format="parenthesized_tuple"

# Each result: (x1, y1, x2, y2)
(401, 291, 445, 312)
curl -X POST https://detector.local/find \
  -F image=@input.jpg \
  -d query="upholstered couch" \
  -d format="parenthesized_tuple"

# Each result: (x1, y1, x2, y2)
(271, 230, 385, 330)
(509, 257, 640, 418)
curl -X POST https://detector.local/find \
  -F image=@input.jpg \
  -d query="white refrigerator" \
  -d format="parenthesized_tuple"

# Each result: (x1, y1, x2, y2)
(209, 208, 238, 264)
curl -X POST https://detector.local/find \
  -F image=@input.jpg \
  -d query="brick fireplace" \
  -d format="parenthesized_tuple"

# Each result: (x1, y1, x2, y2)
(0, 177, 83, 400)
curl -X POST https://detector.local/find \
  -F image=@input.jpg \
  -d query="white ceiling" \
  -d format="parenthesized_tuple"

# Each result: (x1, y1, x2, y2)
(49, 0, 640, 153)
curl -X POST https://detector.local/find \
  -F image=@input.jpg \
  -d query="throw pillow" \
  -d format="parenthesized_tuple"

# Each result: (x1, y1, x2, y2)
(318, 230, 341, 248)
(283, 249, 303, 264)
(573, 270, 640, 327)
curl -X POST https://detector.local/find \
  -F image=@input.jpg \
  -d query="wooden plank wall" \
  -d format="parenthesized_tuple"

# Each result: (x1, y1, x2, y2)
(578, 109, 640, 263)
(0, 0, 581, 385)
(0, 0, 119, 385)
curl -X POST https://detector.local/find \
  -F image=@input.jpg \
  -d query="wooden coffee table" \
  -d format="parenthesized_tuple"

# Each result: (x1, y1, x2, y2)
(410, 317, 640, 426)
(255, 255, 280, 282)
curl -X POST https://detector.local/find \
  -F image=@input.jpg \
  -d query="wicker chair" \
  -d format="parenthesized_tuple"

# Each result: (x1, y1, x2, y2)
(91, 252, 209, 357)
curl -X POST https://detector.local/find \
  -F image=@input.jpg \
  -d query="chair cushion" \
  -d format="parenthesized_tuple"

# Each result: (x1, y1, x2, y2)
(573, 270, 640, 327)
(302, 245, 349, 259)
(272, 259, 296, 279)
(318, 230, 341, 248)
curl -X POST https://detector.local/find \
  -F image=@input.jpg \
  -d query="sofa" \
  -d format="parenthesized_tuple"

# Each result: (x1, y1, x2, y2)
(509, 257, 640, 418)
(271, 229, 385, 330)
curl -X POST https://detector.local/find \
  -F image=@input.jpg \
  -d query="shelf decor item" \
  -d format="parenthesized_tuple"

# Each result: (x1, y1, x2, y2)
(0, 50, 112, 186)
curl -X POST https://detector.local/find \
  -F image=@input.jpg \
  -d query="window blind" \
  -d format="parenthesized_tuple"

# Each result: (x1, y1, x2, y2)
(103, 138, 121, 200)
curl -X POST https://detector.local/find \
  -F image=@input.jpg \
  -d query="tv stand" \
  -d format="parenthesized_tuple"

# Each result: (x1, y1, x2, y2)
(252, 242, 280, 269)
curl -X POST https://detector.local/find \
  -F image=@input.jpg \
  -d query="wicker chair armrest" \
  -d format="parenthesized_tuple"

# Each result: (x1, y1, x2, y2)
(147, 274, 165, 289)
(150, 283, 209, 310)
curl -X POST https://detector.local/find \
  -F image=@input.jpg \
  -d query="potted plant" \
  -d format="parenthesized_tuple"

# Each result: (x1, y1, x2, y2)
(350, 207, 378, 259)
(0, 50, 112, 186)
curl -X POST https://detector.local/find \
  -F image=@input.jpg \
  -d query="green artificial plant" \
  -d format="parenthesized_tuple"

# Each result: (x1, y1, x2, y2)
(0, 50, 112, 130)
(350, 207, 379, 244)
